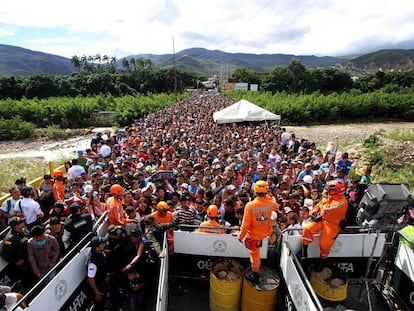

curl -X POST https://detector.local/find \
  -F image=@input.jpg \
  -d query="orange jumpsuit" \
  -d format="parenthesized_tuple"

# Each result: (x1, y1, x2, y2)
(197, 219, 225, 234)
(52, 180, 65, 203)
(240, 195, 279, 273)
(302, 194, 348, 259)
(107, 196, 135, 227)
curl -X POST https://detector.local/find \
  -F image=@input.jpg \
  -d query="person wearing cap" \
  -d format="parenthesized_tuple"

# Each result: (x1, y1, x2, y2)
(301, 180, 348, 260)
(150, 201, 173, 225)
(296, 162, 314, 183)
(1, 217, 33, 291)
(27, 225, 59, 280)
(87, 236, 108, 310)
(52, 170, 65, 203)
(238, 180, 279, 284)
(197, 205, 225, 234)
(107, 184, 137, 227)
(13, 186, 44, 230)
(62, 203, 93, 250)
(76, 150, 88, 170)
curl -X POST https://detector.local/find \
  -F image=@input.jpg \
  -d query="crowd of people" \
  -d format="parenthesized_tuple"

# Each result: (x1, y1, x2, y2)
(0, 91, 376, 310)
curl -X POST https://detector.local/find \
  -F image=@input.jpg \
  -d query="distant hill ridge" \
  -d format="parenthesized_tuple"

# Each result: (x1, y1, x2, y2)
(0, 44, 413, 77)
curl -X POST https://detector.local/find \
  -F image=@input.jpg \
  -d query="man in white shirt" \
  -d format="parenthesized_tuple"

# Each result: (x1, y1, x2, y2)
(67, 159, 86, 183)
(13, 187, 44, 230)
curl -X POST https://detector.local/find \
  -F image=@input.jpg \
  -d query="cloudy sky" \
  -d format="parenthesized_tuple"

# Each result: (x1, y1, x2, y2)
(1, 0, 413, 59)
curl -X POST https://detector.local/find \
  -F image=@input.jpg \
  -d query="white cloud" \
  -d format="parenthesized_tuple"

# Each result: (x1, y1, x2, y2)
(0, 0, 414, 58)
(0, 29, 14, 38)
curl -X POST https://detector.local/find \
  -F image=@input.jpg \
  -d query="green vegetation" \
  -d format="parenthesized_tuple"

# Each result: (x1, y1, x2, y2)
(0, 158, 50, 197)
(224, 90, 414, 125)
(387, 129, 414, 141)
(363, 134, 381, 147)
(0, 93, 189, 140)
(0, 117, 36, 140)
(358, 131, 414, 189)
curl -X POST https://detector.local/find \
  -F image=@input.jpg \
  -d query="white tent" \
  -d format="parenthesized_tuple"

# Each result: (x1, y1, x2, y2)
(213, 99, 281, 124)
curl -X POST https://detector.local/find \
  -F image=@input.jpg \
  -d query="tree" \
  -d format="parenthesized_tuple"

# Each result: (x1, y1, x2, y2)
(71, 55, 82, 72)
(230, 67, 261, 84)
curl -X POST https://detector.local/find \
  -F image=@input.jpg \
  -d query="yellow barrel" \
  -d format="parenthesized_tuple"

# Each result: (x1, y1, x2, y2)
(241, 266, 280, 311)
(210, 258, 243, 311)
(310, 264, 348, 302)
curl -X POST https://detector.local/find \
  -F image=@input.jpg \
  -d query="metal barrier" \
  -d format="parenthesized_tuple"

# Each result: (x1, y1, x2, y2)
(10, 211, 108, 310)
(156, 232, 169, 311)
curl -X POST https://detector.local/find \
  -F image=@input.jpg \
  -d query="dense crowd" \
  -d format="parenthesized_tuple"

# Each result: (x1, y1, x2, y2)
(0, 91, 376, 310)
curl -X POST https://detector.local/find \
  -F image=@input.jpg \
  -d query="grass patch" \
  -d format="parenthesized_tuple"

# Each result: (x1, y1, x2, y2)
(373, 165, 414, 190)
(0, 158, 50, 197)
(387, 129, 414, 141)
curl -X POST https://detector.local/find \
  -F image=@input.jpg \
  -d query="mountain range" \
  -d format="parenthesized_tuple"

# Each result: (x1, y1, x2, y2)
(0, 44, 414, 77)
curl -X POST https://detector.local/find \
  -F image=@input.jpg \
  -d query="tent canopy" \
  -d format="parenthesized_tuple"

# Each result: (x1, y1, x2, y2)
(213, 99, 281, 124)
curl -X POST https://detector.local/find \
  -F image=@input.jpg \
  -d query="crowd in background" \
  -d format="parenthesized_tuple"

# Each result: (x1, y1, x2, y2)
(0, 91, 375, 310)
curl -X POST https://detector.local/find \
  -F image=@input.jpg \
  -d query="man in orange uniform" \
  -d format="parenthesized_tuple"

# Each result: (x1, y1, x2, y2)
(151, 201, 173, 224)
(52, 171, 65, 203)
(107, 184, 137, 227)
(197, 205, 225, 234)
(238, 180, 279, 283)
(301, 180, 348, 260)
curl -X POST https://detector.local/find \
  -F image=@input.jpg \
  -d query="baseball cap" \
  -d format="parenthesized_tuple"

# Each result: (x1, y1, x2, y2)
(257, 164, 264, 170)
(77, 150, 84, 155)
(90, 236, 107, 248)
(9, 217, 25, 228)
(303, 198, 313, 209)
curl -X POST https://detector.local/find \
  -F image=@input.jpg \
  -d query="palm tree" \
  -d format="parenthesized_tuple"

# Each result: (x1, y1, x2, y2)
(71, 55, 82, 72)
(122, 58, 130, 71)
(95, 54, 101, 64)
(102, 55, 109, 65)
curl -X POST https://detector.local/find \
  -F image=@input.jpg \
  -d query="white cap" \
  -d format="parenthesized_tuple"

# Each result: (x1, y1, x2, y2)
(303, 175, 313, 184)
(304, 198, 313, 208)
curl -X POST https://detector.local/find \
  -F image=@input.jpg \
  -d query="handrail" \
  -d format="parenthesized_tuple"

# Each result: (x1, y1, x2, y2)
(156, 231, 169, 311)
(10, 211, 108, 310)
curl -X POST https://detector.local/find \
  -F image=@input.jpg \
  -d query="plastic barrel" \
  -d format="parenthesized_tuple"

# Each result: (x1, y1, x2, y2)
(241, 266, 280, 311)
(209, 258, 243, 311)
(310, 264, 348, 302)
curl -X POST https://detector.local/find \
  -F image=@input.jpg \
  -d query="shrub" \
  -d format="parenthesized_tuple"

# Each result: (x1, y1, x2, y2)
(0, 117, 36, 140)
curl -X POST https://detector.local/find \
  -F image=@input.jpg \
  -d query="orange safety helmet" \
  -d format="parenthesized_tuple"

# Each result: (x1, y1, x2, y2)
(254, 180, 268, 194)
(157, 201, 169, 211)
(53, 170, 63, 178)
(110, 184, 124, 196)
(325, 180, 345, 196)
(207, 205, 219, 217)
